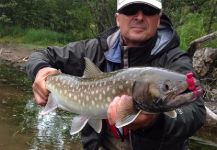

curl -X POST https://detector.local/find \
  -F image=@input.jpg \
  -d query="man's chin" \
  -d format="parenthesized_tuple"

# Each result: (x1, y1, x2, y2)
(131, 28, 145, 33)
(128, 35, 148, 43)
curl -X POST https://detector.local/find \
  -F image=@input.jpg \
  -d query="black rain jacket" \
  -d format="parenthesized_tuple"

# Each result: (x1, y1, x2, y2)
(26, 14, 206, 150)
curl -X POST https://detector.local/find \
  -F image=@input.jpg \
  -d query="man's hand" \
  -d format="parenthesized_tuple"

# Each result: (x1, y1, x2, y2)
(32, 67, 59, 106)
(107, 95, 158, 130)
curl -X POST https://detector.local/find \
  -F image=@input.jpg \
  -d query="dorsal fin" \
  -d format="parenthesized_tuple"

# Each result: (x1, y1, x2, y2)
(83, 57, 103, 78)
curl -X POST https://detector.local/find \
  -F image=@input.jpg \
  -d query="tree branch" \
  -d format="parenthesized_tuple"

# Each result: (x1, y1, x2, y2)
(188, 31, 217, 57)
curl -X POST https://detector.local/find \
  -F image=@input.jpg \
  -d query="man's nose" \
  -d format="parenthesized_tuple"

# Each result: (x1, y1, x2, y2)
(134, 10, 145, 20)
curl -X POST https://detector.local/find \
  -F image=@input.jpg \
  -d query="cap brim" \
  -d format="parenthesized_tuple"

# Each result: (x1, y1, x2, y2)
(117, 0, 162, 11)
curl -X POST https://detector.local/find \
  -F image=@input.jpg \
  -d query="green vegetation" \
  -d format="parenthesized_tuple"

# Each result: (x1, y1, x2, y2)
(177, 13, 206, 50)
(0, 25, 74, 46)
(176, 13, 217, 50)
(0, 0, 216, 50)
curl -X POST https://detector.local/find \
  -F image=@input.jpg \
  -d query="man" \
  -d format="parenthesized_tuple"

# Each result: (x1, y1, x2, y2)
(26, 0, 206, 150)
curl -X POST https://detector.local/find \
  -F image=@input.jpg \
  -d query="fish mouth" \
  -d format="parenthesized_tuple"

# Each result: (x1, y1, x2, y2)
(133, 87, 203, 113)
(164, 87, 203, 108)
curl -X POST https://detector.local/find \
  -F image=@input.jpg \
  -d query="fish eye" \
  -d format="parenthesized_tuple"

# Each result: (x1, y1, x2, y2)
(161, 80, 172, 92)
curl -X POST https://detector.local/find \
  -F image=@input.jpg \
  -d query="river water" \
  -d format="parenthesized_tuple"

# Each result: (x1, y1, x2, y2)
(0, 62, 216, 150)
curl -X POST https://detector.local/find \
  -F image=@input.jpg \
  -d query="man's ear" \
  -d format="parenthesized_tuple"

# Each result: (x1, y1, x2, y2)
(115, 13, 120, 27)
(157, 13, 161, 27)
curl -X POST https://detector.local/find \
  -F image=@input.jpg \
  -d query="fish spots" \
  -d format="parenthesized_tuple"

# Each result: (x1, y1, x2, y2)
(86, 96, 90, 101)
(62, 80, 66, 85)
(48, 84, 54, 90)
(102, 90, 106, 95)
(99, 94, 102, 100)
(103, 81, 107, 86)
(82, 101, 85, 107)
(96, 104, 100, 109)
(87, 85, 91, 90)
(81, 93, 84, 98)
(113, 80, 116, 84)
(106, 87, 110, 92)
(69, 93, 72, 98)
(74, 95, 78, 100)
(119, 85, 124, 90)
(112, 89, 116, 95)
(64, 90, 67, 94)
(59, 90, 63, 94)
(107, 97, 112, 103)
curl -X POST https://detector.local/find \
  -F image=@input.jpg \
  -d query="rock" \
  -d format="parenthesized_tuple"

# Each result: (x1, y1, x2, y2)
(193, 48, 217, 77)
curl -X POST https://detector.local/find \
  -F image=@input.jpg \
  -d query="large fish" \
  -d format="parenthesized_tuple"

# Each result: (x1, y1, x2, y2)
(41, 57, 203, 135)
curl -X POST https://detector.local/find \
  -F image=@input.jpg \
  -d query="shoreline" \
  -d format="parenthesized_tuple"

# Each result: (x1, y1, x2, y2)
(0, 43, 34, 65)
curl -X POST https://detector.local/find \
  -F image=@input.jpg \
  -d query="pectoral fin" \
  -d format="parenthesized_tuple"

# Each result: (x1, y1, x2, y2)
(40, 94, 57, 115)
(70, 116, 89, 135)
(114, 96, 140, 128)
(115, 110, 141, 128)
(164, 110, 177, 118)
(88, 119, 102, 133)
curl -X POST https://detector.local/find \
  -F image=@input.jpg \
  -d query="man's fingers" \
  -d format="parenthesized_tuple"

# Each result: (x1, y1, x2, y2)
(32, 84, 48, 105)
(107, 96, 120, 125)
(32, 67, 59, 106)
(107, 95, 133, 125)
(32, 80, 47, 95)
(33, 90, 47, 106)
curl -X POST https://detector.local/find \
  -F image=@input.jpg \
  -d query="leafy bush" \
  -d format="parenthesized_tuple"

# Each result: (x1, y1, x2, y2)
(0, 25, 24, 37)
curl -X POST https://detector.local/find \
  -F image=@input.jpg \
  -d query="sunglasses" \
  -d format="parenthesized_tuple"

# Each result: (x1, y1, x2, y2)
(118, 4, 161, 16)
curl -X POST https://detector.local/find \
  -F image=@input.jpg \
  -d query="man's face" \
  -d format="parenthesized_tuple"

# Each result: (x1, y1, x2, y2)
(116, 4, 161, 46)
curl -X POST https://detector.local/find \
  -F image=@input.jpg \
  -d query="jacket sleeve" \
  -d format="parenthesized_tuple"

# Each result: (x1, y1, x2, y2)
(132, 48, 206, 148)
(25, 38, 105, 80)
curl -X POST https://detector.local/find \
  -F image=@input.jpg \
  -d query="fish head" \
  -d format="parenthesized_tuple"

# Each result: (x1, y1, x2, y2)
(132, 69, 203, 112)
